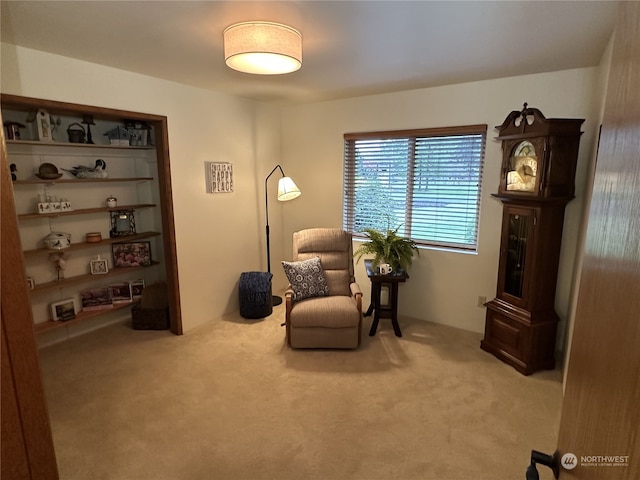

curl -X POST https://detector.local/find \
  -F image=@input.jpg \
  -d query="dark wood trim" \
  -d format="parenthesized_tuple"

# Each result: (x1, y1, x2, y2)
(344, 123, 487, 139)
(1, 93, 182, 335)
(1, 93, 166, 123)
(154, 116, 182, 334)
(1, 123, 59, 479)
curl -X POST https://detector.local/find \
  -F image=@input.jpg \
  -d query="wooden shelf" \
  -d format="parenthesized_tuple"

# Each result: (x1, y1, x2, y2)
(34, 301, 139, 334)
(13, 177, 153, 185)
(3, 93, 182, 335)
(18, 203, 155, 220)
(6, 139, 154, 150)
(30, 261, 159, 294)
(23, 231, 160, 258)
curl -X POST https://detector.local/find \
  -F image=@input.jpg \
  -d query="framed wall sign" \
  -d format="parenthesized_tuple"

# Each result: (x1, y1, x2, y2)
(205, 162, 234, 193)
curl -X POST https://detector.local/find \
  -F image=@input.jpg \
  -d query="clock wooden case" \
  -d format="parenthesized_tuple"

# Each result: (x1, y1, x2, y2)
(481, 104, 584, 375)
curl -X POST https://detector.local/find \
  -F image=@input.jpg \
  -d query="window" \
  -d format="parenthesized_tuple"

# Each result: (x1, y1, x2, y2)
(343, 125, 487, 251)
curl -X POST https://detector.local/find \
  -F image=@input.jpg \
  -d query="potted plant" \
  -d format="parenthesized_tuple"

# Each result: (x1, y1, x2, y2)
(354, 224, 419, 272)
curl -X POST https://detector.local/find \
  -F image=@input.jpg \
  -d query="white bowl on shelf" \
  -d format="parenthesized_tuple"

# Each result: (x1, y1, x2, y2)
(44, 232, 71, 249)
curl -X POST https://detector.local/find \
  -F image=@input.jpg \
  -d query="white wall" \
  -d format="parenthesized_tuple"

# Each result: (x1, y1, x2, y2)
(279, 68, 602, 348)
(2, 43, 605, 352)
(1, 44, 270, 332)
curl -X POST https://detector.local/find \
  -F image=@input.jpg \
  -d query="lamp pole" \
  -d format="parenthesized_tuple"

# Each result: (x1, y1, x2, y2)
(264, 164, 301, 306)
(265, 164, 285, 274)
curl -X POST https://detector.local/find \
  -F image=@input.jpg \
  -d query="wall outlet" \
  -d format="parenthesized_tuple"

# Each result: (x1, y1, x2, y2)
(477, 296, 487, 307)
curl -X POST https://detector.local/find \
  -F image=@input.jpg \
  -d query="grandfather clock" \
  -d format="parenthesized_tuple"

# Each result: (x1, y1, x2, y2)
(481, 104, 584, 375)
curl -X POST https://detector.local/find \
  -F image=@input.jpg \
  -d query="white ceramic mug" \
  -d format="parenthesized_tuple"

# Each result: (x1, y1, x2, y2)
(378, 263, 393, 275)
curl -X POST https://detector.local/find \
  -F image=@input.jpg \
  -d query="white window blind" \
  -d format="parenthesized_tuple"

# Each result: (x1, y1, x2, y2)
(343, 125, 487, 251)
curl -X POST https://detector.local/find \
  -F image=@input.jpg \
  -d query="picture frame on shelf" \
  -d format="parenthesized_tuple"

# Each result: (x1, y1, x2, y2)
(89, 256, 109, 275)
(130, 279, 145, 300)
(50, 298, 76, 321)
(80, 286, 113, 311)
(112, 242, 152, 268)
(109, 282, 132, 304)
(27, 276, 35, 290)
(109, 209, 136, 237)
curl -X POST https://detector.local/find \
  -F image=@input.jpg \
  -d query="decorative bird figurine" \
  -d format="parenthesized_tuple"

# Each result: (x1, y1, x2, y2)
(62, 159, 108, 179)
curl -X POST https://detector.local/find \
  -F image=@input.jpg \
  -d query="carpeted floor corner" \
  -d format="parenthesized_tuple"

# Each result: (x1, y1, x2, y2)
(39, 305, 562, 480)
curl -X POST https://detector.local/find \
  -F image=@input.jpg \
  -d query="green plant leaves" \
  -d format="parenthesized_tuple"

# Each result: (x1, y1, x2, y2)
(354, 224, 419, 271)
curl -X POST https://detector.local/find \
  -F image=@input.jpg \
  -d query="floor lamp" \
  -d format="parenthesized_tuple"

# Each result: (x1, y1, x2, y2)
(265, 164, 301, 305)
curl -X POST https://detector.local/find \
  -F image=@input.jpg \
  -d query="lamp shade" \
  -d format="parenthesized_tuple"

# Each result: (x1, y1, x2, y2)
(224, 22, 302, 75)
(277, 176, 301, 201)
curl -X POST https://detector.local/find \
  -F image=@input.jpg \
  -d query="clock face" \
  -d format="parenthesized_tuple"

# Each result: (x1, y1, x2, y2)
(506, 141, 537, 192)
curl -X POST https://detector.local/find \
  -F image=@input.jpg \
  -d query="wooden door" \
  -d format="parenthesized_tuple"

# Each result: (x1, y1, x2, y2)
(1, 123, 59, 478)
(554, 3, 639, 479)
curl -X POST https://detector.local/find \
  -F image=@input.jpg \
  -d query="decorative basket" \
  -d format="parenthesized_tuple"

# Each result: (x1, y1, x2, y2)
(131, 304, 170, 330)
(67, 122, 86, 143)
(239, 271, 273, 319)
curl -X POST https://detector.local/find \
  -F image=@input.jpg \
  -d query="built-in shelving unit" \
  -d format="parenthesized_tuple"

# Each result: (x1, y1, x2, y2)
(18, 203, 156, 221)
(23, 231, 161, 258)
(30, 261, 160, 293)
(6, 139, 154, 150)
(2, 93, 182, 338)
(13, 177, 154, 185)
(34, 302, 140, 334)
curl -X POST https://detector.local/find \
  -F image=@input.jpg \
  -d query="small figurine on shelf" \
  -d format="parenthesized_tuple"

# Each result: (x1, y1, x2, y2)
(104, 125, 131, 146)
(49, 252, 67, 282)
(26, 109, 60, 142)
(62, 158, 108, 179)
(82, 114, 95, 144)
(10, 163, 17, 181)
(4, 121, 25, 140)
(125, 121, 151, 146)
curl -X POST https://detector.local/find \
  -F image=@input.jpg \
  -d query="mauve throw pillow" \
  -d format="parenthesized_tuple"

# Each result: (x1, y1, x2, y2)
(282, 256, 330, 301)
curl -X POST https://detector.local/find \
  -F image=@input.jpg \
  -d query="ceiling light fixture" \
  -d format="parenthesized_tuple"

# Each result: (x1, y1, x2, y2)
(223, 21, 302, 75)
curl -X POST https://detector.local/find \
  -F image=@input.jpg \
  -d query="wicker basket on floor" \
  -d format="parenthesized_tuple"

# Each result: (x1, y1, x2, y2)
(132, 281, 170, 330)
(132, 304, 170, 330)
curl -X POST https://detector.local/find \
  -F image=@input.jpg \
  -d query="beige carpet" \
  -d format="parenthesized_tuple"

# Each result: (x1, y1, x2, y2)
(39, 305, 562, 480)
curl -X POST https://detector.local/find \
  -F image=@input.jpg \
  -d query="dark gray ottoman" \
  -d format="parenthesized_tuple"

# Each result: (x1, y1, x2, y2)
(239, 271, 273, 319)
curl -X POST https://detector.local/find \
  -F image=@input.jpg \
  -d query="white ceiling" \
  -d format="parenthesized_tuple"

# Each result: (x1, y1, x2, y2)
(0, 1, 619, 105)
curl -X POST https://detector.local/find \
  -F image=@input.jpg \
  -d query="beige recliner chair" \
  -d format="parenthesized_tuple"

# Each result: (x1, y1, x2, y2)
(284, 228, 363, 349)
